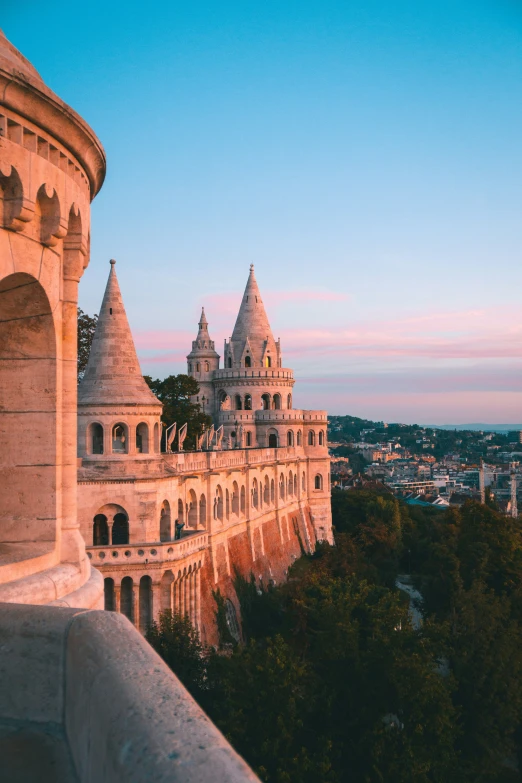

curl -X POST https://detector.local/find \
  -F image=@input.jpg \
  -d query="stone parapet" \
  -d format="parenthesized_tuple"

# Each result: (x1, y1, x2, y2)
(0, 603, 259, 782)
(88, 533, 207, 567)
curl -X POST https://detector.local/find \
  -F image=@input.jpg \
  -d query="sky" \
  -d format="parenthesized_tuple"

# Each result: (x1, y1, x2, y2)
(4, 0, 522, 424)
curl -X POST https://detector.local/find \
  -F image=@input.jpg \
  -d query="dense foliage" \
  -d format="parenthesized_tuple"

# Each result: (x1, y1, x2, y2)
(144, 374, 212, 450)
(147, 490, 522, 782)
(77, 308, 98, 381)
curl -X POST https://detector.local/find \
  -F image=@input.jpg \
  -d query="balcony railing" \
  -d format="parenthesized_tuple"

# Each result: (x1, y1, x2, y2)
(87, 533, 207, 566)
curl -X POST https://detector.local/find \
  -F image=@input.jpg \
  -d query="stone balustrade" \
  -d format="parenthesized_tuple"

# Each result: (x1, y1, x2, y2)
(0, 603, 259, 782)
(87, 532, 207, 567)
(213, 368, 294, 381)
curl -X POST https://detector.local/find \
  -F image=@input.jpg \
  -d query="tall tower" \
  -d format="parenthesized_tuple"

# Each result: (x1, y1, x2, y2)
(510, 465, 518, 519)
(187, 307, 220, 417)
(0, 30, 105, 607)
(78, 260, 162, 459)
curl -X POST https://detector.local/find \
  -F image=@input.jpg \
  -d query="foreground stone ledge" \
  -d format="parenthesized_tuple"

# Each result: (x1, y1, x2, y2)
(0, 603, 259, 783)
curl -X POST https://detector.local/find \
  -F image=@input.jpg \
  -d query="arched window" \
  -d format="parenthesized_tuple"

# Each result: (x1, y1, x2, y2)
(178, 498, 184, 525)
(90, 423, 104, 455)
(308, 430, 316, 446)
(297, 430, 302, 446)
(232, 481, 239, 515)
(225, 599, 241, 643)
(219, 390, 229, 410)
(205, 361, 210, 371)
(112, 422, 128, 453)
(271, 479, 275, 504)
(272, 394, 281, 410)
(160, 500, 171, 541)
(235, 395, 243, 410)
(189, 363, 192, 372)
(268, 432, 278, 448)
(244, 394, 252, 410)
(136, 422, 149, 453)
(188, 489, 198, 528)
(226, 488, 230, 519)
(293, 474, 298, 495)
(261, 393, 271, 410)
(227, 357, 232, 368)
(252, 478, 259, 509)
(240, 485, 246, 514)
(120, 577, 134, 623)
(287, 430, 294, 447)
(154, 422, 160, 452)
(264, 476, 270, 505)
(288, 471, 293, 496)
(139, 576, 152, 632)
(93, 514, 108, 546)
(315, 474, 323, 490)
(319, 430, 324, 446)
(265, 356, 272, 368)
(199, 494, 207, 528)
(246, 431, 252, 447)
(279, 474, 285, 500)
(104, 578, 115, 611)
(245, 355, 251, 368)
(214, 486, 223, 521)
(196, 362, 200, 372)
(302, 471, 306, 491)
(287, 394, 292, 409)
(112, 513, 129, 545)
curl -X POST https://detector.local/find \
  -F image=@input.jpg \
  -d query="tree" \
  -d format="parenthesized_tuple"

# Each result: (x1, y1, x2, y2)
(146, 610, 208, 698)
(144, 374, 212, 450)
(77, 308, 97, 381)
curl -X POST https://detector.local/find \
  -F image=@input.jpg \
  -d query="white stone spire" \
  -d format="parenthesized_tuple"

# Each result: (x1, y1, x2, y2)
(228, 265, 280, 368)
(78, 260, 161, 406)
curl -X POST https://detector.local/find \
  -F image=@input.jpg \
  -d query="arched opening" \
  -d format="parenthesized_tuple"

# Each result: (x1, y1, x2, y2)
(279, 474, 285, 500)
(226, 488, 230, 519)
(287, 394, 292, 409)
(0, 166, 23, 228)
(294, 474, 298, 495)
(308, 430, 316, 446)
(139, 575, 153, 632)
(188, 489, 198, 528)
(261, 393, 271, 410)
(112, 422, 128, 453)
(196, 362, 200, 372)
(205, 361, 209, 371)
(154, 422, 160, 452)
(235, 395, 243, 410)
(319, 430, 325, 446)
(214, 486, 224, 521)
(288, 471, 294, 496)
(297, 430, 302, 446)
(136, 422, 149, 453)
(245, 355, 251, 368)
(160, 500, 171, 542)
(219, 390, 229, 410)
(93, 514, 109, 546)
(177, 498, 184, 526)
(120, 577, 134, 623)
(227, 357, 232, 368)
(268, 433, 278, 448)
(0, 273, 57, 555)
(240, 485, 246, 514)
(112, 513, 129, 545)
(264, 476, 270, 505)
(225, 599, 241, 643)
(287, 430, 294, 447)
(246, 431, 252, 447)
(252, 478, 259, 509)
(265, 356, 272, 368)
(272, 394, 281, 410)
(244, 394, 252, 410)
(104, 578, 115, 611)
(35, 184, 60, 245)
(315, 474, 323, 490)
(302, 471, 306, 491)
(271, 479, 275, 503)
(160, 570, 174, 613)
(90, 422, 104, 455)
(199, 494, 207, 528)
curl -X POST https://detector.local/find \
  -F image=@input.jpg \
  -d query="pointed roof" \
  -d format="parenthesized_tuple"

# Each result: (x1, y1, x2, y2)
(187, 307, 219, 359)
(229, 265, 278, 366)
(78, 260, 161, 407)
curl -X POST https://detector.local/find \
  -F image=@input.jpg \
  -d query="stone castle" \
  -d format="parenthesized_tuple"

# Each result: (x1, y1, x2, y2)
(0, 28, 331, 778)
(77, 259, 333, 643)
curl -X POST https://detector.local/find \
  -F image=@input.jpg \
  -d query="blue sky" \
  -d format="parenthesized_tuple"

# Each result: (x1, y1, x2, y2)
(5, 0, 522, 423)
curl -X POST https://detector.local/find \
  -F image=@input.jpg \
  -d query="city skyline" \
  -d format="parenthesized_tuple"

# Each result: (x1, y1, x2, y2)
(5, 0, 522, 423)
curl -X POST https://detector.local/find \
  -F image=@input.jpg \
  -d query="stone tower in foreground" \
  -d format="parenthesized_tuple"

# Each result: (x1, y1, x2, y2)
(0, 30, 106, 606)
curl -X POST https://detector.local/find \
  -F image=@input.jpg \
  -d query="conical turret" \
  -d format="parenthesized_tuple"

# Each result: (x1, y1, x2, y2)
(79, 260, 161, 407)
(227, 265, 280, 369)
(187, 308, 220, 360)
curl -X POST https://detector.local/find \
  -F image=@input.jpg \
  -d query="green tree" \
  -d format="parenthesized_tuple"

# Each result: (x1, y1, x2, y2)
(144, 374, 212, 450)
(146, 610, 208, 698)
(77, 307, 97, 381)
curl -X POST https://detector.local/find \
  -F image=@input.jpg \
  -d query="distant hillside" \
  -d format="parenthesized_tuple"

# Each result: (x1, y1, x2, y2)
(425, 423, 522, 433)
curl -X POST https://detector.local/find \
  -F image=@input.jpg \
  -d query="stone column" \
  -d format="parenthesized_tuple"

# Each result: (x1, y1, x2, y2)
(189, 569, 195, 626)
(152, 583, 161, 622)
(114, 585, 121, 613)
(195, 567, 201, 631)
(132, 585, 140, 629)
